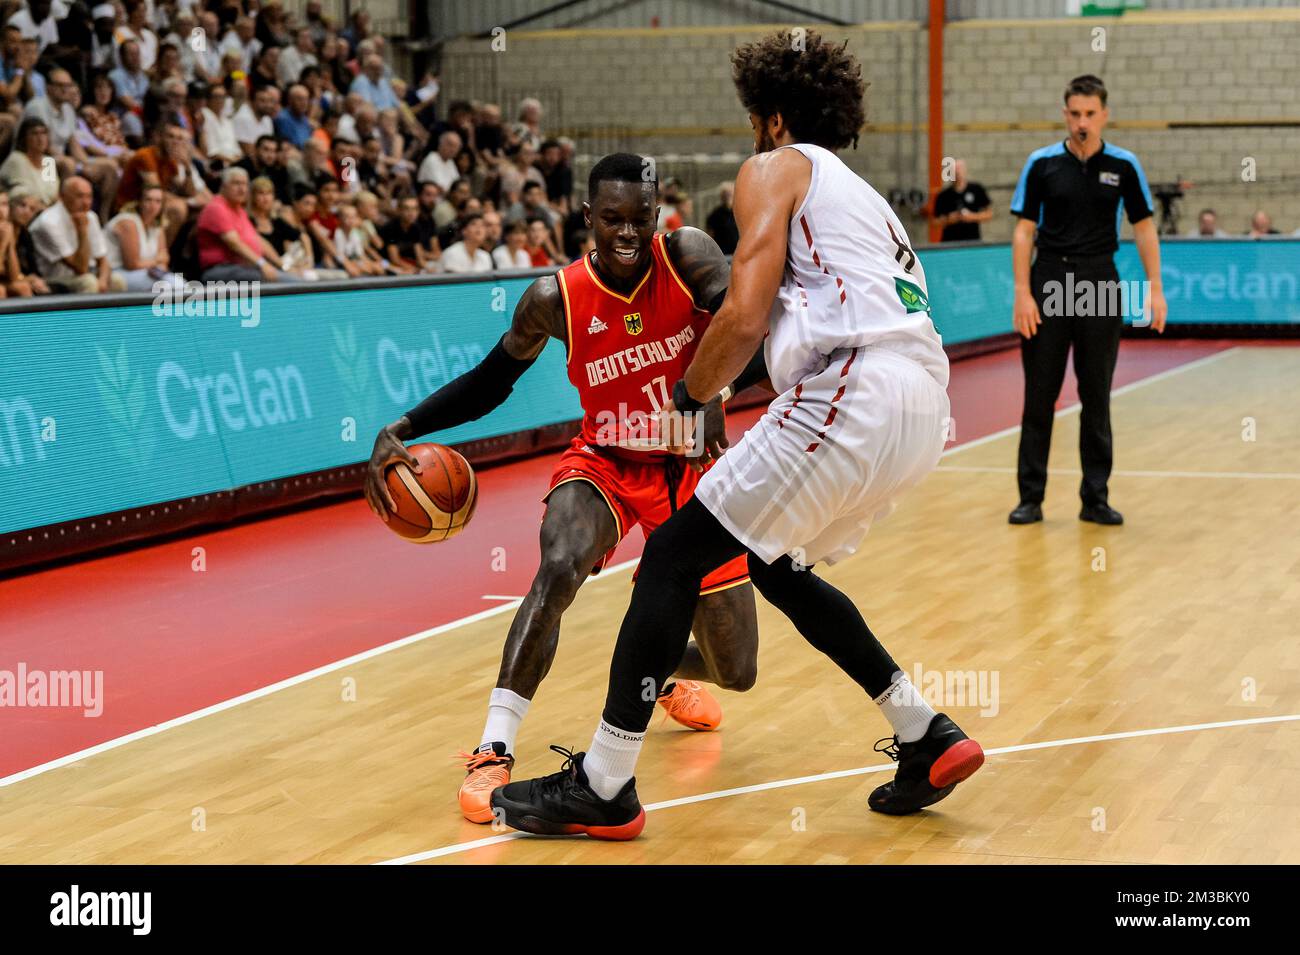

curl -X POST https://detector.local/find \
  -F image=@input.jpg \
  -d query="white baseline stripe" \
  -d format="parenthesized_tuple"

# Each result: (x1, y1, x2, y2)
(0, 347, 1238, 791)
(937, 465, 1300, 481)
(377, 712, 1300, 865)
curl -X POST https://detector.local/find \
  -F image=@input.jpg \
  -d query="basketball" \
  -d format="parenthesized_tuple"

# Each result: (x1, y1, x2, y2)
(383, 443, 478, 543)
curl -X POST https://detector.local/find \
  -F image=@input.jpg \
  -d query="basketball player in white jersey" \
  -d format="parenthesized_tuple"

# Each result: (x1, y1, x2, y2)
(491, 30, 985, 839)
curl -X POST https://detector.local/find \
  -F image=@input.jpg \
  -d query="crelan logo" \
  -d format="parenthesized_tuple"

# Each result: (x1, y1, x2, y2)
(623, 312, 643, 336)
(94, 344, 156, 470)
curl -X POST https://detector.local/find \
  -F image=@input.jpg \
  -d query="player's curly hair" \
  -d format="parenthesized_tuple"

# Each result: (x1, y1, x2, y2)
(730, 30, 867, 150)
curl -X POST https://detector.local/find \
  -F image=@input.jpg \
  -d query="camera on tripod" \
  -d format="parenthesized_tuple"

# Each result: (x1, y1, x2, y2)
(1151, 178, 1192, 235)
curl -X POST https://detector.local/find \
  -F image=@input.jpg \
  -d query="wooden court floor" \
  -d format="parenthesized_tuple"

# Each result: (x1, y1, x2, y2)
(2, 345, 1296, 864)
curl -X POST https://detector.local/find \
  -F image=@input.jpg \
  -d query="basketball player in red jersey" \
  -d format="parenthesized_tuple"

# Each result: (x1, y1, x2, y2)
(363, 153, 769, 823)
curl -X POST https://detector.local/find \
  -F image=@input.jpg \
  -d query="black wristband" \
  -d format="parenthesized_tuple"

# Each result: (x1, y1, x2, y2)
(671, 378, 705, 413)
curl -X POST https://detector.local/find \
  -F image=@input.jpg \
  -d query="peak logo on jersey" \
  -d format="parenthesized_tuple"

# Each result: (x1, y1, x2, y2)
(587, 315, 608, 334)
(623, 312, 643, 336)
(1099, 171, 1120, 186)
(894, 278, 930, 315)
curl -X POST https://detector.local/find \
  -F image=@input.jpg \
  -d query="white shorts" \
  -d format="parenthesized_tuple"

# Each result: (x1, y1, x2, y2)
(695, 345, 950, 566)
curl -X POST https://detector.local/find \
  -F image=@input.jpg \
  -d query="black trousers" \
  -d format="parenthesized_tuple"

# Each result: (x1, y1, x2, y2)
(602, 496, 900, 734)
(1017, 251, 1124, 507)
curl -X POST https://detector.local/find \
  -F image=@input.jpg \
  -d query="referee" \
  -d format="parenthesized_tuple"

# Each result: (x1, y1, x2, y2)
(1008, 74, 1167, 526)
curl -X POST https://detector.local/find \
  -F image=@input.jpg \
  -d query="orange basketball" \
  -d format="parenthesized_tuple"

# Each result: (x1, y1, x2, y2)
(383, 443, 478, 543)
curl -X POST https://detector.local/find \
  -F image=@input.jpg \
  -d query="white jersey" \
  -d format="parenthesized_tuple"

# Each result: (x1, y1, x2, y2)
(765, 142, 949, 394)
(694, 142, 951, 567)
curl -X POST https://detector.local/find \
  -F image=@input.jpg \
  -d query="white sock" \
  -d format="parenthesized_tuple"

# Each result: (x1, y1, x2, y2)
(479, 687, 531, 754)
(583, 720, 645, 800)
(874, 673, 937, 743)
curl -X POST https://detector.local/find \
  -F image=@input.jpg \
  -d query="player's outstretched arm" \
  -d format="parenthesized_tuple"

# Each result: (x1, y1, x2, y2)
(664, 224, 771, 399)
(363, 276, 564, 520)
(676, 150, 801, 411)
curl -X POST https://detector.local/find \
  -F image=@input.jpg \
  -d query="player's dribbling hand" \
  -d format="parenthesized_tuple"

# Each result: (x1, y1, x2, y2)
(690, 397, 730, 473)
(364, 419, 422, 523)
(657, 401, 695, 459)
(1013, 289, 1041, 338)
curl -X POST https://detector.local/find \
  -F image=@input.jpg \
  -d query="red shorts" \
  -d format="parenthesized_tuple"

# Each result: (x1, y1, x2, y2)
(545, 437, 750, 595)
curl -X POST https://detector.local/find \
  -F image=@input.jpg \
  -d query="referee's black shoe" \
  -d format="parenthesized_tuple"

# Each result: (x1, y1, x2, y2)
(489, 746, 645, 840)
(869, 714, 985, 816)
(1080, 502, 1124, 525)
(1008, 502, 1043, 524)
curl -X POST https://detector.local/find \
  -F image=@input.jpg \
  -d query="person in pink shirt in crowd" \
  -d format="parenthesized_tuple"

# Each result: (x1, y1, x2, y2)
(195, 166, 297, 282)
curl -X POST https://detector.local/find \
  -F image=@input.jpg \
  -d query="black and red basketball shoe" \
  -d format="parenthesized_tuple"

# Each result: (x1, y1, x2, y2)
(868, 713, 985, 815)
(489, 746, 645, 840)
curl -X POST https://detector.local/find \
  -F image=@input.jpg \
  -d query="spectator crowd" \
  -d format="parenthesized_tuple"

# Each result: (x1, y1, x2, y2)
(5, 1, 1288, 303)
(0, 0, 604, 298)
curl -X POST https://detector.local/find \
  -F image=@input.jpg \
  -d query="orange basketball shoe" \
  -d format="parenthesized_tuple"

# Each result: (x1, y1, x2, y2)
(656, 680, 723, 731)
(457, 743, 514, 823)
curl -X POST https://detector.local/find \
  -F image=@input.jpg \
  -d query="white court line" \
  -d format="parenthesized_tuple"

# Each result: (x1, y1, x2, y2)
(0, 346, 1240, 792)
(482, 594, 527, 601)
(936, 346, 1237, 459)
(937, 465, 1300, 481)
(376, 712, 1300, 865)
(0, 562, 635, 791)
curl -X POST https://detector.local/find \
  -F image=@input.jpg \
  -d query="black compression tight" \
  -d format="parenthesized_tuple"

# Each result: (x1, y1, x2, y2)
(601, 496, 901, 733)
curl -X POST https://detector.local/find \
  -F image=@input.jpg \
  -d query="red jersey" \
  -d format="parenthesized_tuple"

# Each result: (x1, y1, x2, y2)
(557, 232, 710, 458)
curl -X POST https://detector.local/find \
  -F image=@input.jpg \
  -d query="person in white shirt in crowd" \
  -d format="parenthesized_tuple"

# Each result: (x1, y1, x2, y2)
(90, 4, 118, 71)
(333, 91, 365, 142)
(7, 0, 64, 56)
(332, 200, 383, 277)
(114, 0, 158, 71)
(105, 183, 181, 291)
(200, 83, 242, 165)
(416, 129, 460, 193)
(24, 68, 119, 215)
(232, 84, 278, 159)
(219, 15, 260, 73)
(277, 26, 317, 87)
(0, 118, 60, 209)
(492, 219, 532, 271)
(30, 175, 126, 293)
(439, 212, 492, 274)
(21, 68, 75, 158)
